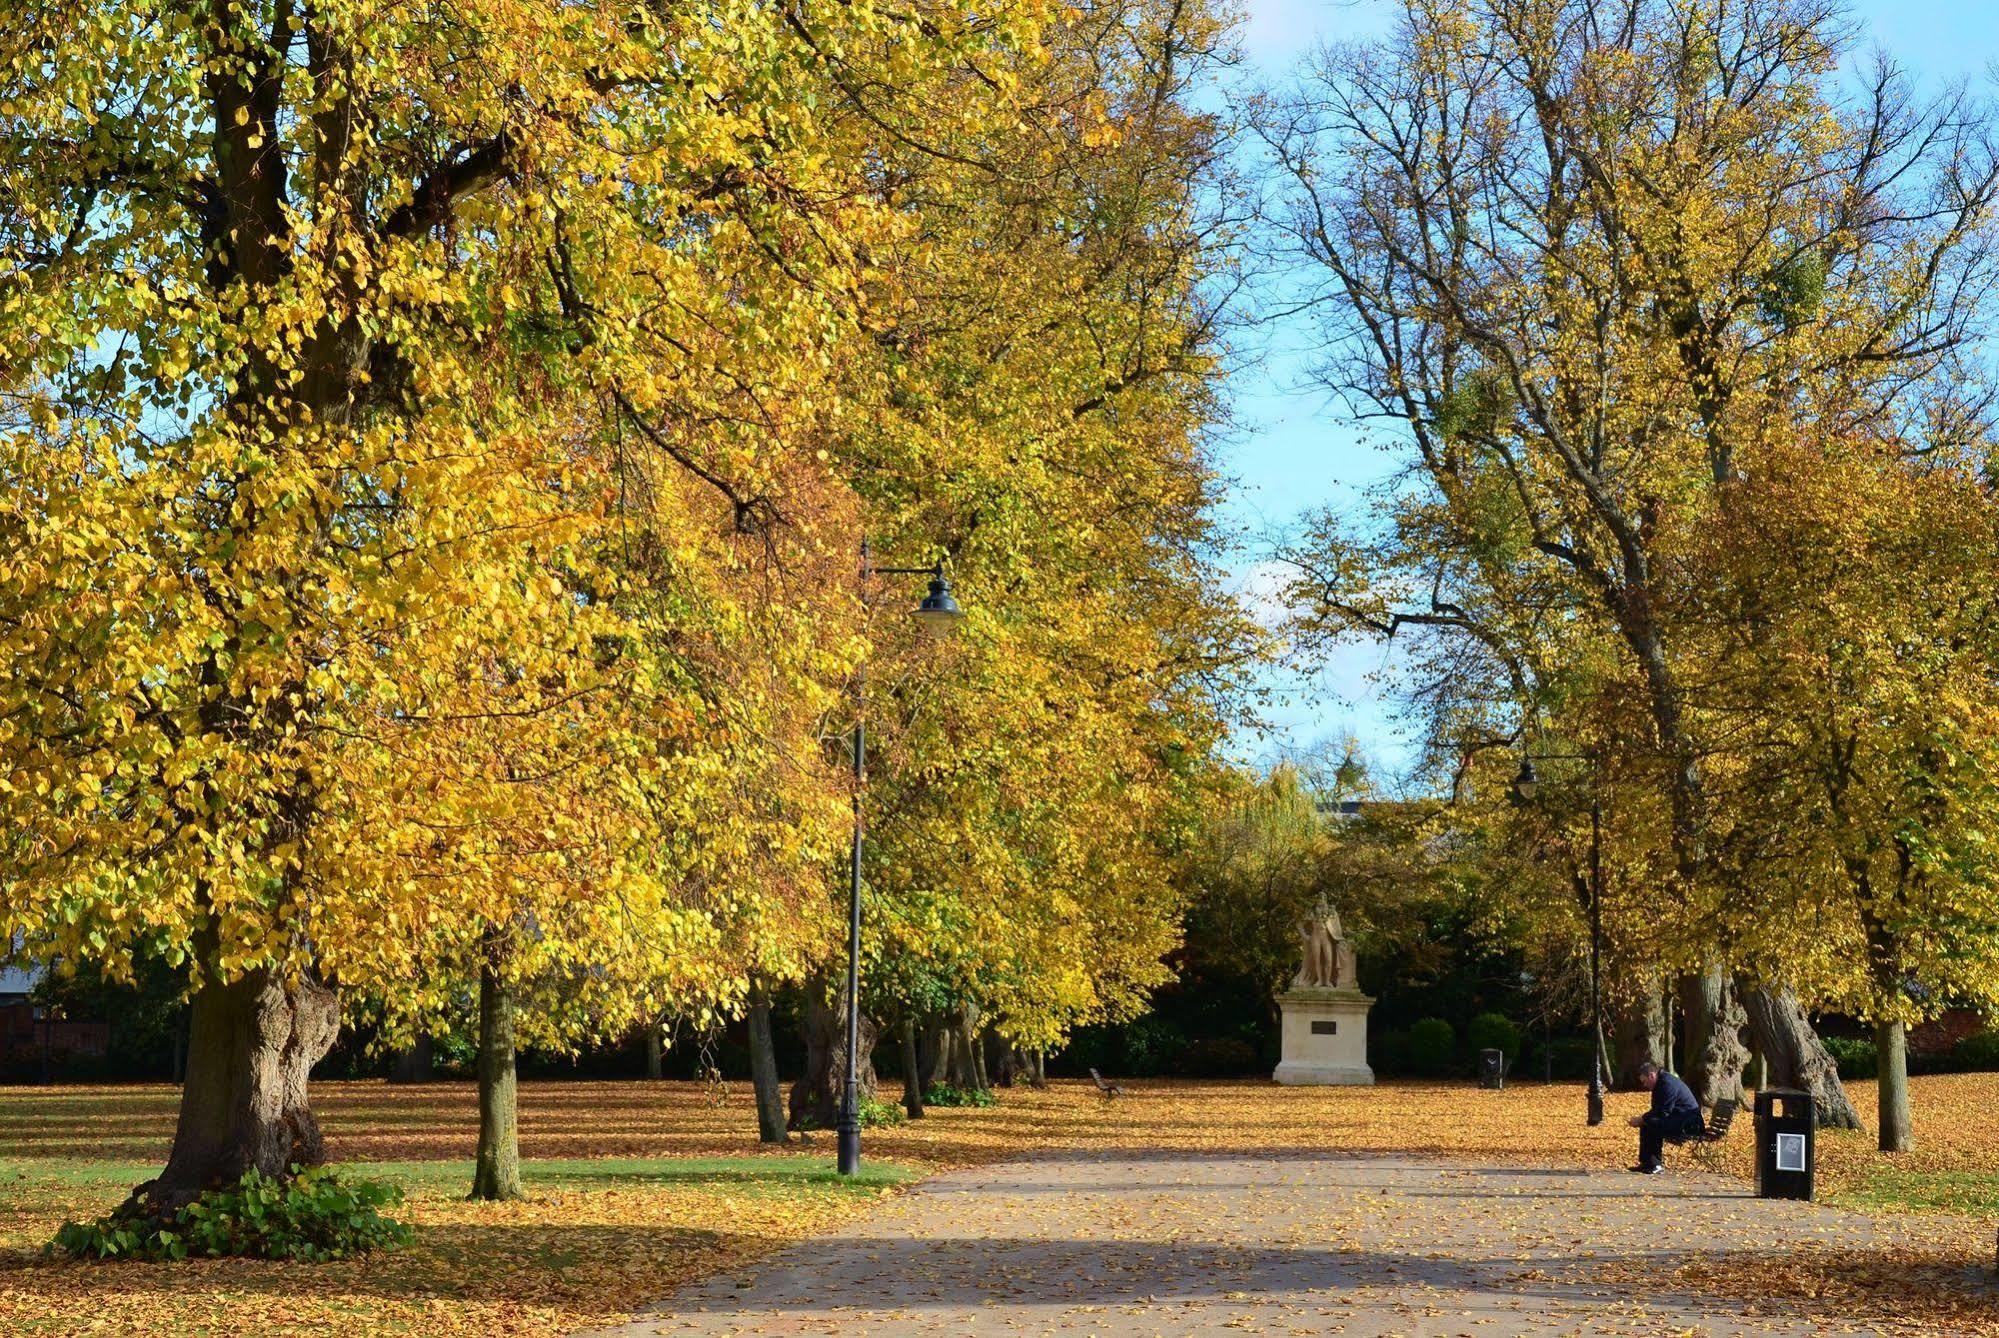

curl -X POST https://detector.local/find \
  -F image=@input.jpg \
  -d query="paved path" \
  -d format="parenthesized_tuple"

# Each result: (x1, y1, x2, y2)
(590, 1150, 1897, 1336)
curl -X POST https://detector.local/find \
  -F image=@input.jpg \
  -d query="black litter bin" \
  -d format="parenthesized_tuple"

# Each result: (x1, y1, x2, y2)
(1477, 1048, 1505, 1090)
(1755, 1087, 1815, 1201)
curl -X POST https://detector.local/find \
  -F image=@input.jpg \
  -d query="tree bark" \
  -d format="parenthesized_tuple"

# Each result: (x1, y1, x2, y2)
(953, 1005, 987, 1090)
(945, 1021, 974, 1089)
(170, 1008, 188, 1086)
(787, 985, 877, 1130)
(644, 1023, 663, 1080)
(1612, 977, 1669, 1090)
(899, 1017, 925, 1119)
(1737, 982, 1863, 1130)
(985, 1030, 1017, 1087)
(131, 968, 339, 1215)
(471, 958, 522, 1201)
(1676, 967, 1747, 1107)
(747, 991, 789, 1143)
(919, 1020, 948, 1088)
(1875, 1018, 1913, 1152)
(1026, 1049, 1048, 1088)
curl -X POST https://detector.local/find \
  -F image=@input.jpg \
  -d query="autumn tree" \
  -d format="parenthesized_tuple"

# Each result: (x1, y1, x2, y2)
(0, 0, 1071, 1214)
(1695, 436, 1999, 1151)
(1264, 0, 1999, 1122)
(763, 0, 1256, 1116)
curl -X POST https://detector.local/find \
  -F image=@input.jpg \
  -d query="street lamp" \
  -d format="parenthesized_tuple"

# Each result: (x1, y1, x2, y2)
(838, 543, 964, 1177)
(1508, 748, 1606, 1127)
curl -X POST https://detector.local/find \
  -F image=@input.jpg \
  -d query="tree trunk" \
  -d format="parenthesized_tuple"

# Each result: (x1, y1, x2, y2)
(748, 991, 789, 1143)
(1737, 981, 1863, 1130)
(1027, 1049, 1047, 1088)
(788, 986, 877, 1130)
(388, 1035, 434, 1084)
(985, 1030, 1017, 1087)
(899, 1018, 925, 1119)
(945, 1021, 974, 1089)
(644, 1023, 663, 1080)
(131, 968, 340, 1215)
(919, 1020, 948, 1088)
(953, 1005, 987, 1090)
(471, 959, 522, 1201)
(1875, 1018, 1913, 1152)
(1612, 977, 1669, 1090)
(1676, 967, 1747, 1107)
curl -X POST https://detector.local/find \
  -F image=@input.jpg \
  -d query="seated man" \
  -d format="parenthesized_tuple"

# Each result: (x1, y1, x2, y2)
(1628, 1060, 1703, 1174)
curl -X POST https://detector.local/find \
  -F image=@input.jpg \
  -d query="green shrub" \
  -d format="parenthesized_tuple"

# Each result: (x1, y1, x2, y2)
(858, 1096, 907, 1127)
(1466, 1012, 1522, 1065)
(52, 1166, 412, 1263)
(1948, 1031, 1999, 1072)
(924, 1082, 998, 1108)
(1408, 1017, 1457, 1077)
(1823, 1035, 1878, 1080)
(1119, 1015, 1187, 1076)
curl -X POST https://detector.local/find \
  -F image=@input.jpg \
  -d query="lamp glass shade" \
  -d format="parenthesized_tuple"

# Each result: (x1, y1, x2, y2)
(911, 576, 964, 636)
(1509, 758, 1540, 803)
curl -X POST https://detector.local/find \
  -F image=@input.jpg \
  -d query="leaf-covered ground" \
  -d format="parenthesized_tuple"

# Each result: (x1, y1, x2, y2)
(0, 1076, 1994, 1335)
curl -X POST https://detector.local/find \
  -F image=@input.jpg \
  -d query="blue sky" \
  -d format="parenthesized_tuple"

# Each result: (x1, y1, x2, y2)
(1221, 0, 1999, 776)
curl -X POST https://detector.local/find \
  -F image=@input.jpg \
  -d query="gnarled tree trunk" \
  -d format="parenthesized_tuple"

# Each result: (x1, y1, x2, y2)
(471, 957, 522, 1201)
(1677, 967, 1747, 1107)
(1738, 982, 1862, 1130)
(920, 1020, 948, 1089)
(1612, 976, 1669, 1090)
(131, 967, 339, 1216)
(985, 1029, 1018, 1087)
(952, 1004, 987, 1090)
(788, 985, 877, 1130)
(748, 990, 788, 1143)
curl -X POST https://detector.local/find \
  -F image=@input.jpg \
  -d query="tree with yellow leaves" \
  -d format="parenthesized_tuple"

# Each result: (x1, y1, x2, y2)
(0, 0, 1074, 1215)
(1693, 435, 1999, 1151)
(800, 0, 1256, 1108)
(1266, 0, 1999, 1125)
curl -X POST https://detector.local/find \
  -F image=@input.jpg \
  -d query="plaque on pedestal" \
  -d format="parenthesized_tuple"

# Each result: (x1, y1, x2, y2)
(1273, 987, 1375, 1085)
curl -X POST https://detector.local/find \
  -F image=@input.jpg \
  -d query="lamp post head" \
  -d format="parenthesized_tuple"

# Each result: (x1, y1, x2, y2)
(911, 570, 964, 637)
(1509, 757, 1540, 805)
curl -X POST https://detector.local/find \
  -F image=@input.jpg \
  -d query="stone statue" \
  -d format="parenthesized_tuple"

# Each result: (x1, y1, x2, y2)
(1293, 901, 1358, 990)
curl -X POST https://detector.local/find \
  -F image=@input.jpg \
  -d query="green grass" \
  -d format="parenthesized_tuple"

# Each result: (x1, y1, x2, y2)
(1836, 1166, 1999, 1215)
(0, 1153, 914, 1201)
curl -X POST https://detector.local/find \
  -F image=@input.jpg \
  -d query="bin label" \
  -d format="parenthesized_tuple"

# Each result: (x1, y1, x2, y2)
(1774, 1132, 1807, 1173)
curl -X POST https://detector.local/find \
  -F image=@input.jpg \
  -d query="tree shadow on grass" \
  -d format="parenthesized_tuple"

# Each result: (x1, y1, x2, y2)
(4, 1224, 1990, 1334)
(0, 1230, 1733, 1311)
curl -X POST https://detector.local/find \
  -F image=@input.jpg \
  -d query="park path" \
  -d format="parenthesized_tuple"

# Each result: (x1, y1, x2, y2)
(588, 1149, 1897, 1336)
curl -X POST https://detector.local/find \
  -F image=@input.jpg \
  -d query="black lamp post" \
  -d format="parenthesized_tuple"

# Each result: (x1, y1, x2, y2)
(838, 542, 964, 1178)
(1510, 751, 1607, 1127)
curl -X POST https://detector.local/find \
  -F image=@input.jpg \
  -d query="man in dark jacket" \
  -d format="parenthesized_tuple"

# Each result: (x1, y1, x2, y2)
(1628, 1061, 1704, 1173)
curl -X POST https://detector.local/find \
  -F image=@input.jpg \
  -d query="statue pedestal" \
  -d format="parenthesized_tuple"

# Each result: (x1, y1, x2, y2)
(1273, 988, 1375, 1086)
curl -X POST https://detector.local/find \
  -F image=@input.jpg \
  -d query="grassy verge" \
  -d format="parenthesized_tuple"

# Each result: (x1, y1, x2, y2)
(0, 1150, 917, 1337)
(1834, 1164, 1999, 1216)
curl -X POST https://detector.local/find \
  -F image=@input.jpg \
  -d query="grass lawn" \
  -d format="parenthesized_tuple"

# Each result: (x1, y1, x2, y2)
(1, 1075, 1995, 1335)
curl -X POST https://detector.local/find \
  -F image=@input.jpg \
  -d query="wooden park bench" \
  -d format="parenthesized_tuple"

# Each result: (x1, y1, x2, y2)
(1668, 1095, 1739, 1170)
(1088, 1066, 1125, 1099)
